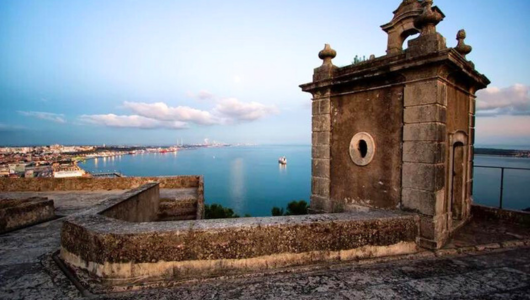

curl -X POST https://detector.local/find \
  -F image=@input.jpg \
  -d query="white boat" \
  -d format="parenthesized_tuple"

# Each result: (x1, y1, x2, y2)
(278, 156, 287, 165)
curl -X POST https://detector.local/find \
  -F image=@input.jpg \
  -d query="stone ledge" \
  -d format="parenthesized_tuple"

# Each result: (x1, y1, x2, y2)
(60, 210, 419, 285)
(0, 197, 55, 234)
(471, 205, 530, 227)
(0, 176, 202, 192)
(62, 241, 418, 288)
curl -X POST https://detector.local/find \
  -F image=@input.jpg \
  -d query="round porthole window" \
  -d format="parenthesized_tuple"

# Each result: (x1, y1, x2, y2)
(349, 132, 375, 166)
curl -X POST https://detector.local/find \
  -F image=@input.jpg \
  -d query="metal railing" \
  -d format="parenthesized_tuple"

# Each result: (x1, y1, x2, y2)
(474, 165, 530, 209)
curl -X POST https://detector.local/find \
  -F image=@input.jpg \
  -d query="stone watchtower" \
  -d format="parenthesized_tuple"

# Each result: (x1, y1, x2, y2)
(300, 0, 490, 249)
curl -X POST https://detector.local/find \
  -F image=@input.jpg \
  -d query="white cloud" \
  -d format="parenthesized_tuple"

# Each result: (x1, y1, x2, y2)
(186, 90, 215, 101)
(214, 98, 279, 122)
(18, 111, 66, 123)
(123, 101, 220, 125)
(476, 84, 530, 116)
(79, 92, 278, 130)
(79, 114, 187, 129)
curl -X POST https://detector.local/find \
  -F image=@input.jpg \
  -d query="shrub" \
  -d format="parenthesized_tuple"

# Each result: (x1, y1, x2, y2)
(271, 206, 284, 216)
(204, 204, 240, 219)
(271, 200, 309, 216)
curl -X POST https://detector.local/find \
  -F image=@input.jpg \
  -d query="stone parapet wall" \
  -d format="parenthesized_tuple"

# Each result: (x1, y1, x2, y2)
(61, 210, 419, 285)
(196, 176, 205, 219)
(472, 205, 530, 228)
(100, 183, 160, 222)
(0, 176, 202, 192)
(158, 198, 197, 221)
(0, 197, 55, 233)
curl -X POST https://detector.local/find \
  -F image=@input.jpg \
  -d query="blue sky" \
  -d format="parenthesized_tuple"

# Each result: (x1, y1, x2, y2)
(1, 0, 529, 147)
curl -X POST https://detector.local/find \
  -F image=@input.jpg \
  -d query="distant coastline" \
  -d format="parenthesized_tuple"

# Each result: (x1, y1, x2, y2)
(475, 148, 530, 158)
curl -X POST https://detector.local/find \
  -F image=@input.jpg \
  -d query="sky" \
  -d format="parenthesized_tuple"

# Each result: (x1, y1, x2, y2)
(0, 0, 529, 147)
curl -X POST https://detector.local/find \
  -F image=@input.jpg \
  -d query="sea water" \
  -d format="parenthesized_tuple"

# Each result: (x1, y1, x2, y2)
(81, 146, 530, 216)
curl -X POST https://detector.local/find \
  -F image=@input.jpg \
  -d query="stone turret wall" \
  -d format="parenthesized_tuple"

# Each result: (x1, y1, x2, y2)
(300, 0, 489, 249)
(330, 85, 404, 210)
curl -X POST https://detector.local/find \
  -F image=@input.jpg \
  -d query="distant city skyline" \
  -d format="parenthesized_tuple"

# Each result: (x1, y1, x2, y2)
(1, 0, 529, 147)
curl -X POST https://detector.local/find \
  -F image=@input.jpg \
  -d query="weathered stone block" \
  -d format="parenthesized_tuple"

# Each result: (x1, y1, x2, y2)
(403, 142, 445, 164)
(419, 214, 447, 242)
(469, 114, 475, 128)
(0, 197, 55, 234)
(312, 159, 330, 179)
(312, 115, 331, 132)
(312, 101, 319, 116)
(312, 132, 330, 146)
(312, 100, 330, 116)
(310, 88, 331, 100)
(312, 145, 330, 159)
(469, 98, 476, 114)
(312, 177, 330, 197)
(406, 33, 447, 58)
(402, 163, 445, 191)
(419, 215, 435, 240)
(402, 188, 445, 216)
(403, 123, 445, 141)
(310, 195, 332, 213)
(404, 104, 446, 123)
(467, 180, 474, 198)
(404, 80, 446, 107)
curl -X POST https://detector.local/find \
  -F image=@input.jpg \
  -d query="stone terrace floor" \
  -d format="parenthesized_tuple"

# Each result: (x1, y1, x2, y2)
(0, 191, 529, 299)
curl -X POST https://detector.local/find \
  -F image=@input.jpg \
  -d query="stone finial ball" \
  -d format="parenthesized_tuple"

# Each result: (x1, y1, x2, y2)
(457, 29, 466, 40)
(319, 44, 337, 60)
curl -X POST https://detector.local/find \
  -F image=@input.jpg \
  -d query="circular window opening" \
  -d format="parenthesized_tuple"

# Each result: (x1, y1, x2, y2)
(349, 133, 375, 166)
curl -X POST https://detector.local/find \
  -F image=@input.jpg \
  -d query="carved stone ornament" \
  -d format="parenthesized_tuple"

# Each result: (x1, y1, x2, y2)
(414, 0, 444, 35)
(455, 29, 472, 58)
(319, 44, 337, 66)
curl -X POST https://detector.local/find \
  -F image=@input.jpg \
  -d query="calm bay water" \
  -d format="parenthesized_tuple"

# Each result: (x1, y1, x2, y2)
(81, 146, 530, 216)
(81, 146, 311, 217)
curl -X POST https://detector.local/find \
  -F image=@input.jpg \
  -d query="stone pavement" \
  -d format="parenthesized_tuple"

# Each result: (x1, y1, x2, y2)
(0, 214, 529, 299)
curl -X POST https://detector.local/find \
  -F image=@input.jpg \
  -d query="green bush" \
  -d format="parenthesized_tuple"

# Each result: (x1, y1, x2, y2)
(271, 206, 284, 216)
(204, 204, 240, 219)
(271, 200, 308, 216)
(285, 200, 308, 215)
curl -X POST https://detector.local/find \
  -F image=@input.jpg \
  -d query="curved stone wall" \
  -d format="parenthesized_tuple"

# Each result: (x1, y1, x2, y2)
(60, 194, 419, 286)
